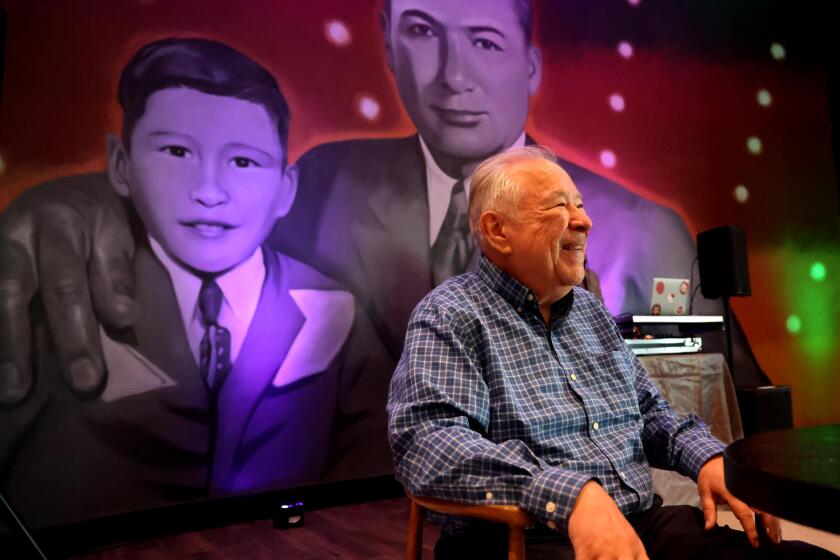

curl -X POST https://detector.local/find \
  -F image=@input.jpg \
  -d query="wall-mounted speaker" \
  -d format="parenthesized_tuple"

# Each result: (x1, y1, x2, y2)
(697, 225, 751, 299)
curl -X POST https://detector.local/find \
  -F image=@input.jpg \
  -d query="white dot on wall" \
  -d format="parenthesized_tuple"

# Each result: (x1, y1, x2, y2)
(733, 185, 749, 203)
(617, 41, 634, 59)
(757, 89, 772, 107)
(599, 149, 617, 169)
(609, 93, 626, 112)
(325, 19, 352, 47)
(770, 42, 786, 61)
(747, 136, 762, 155)
(358, 96, 381, 121)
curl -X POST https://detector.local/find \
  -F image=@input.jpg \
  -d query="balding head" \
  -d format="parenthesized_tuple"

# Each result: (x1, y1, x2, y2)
(468, 145, 560, 245)
(468, 145, 592, 313)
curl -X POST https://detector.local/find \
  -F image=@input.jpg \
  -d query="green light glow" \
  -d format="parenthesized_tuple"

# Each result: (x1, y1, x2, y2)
(810, 262, 826, 281)
(780, 245, 839, 363)
(786, 315, 801, 334)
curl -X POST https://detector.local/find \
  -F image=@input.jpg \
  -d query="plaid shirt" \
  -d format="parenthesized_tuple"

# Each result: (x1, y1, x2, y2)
(387, 256, 724, 535)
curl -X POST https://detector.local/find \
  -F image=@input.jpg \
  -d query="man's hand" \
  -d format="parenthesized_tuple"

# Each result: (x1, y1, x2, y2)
(697, 455, 782, 547)
(0, 173, 137, 404)
(567, 480, 649, 560)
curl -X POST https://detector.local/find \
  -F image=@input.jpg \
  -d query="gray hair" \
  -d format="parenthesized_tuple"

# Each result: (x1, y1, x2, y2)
(468, 145, 558, 243)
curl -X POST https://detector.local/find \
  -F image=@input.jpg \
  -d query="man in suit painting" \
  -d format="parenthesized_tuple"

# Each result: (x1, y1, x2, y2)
(0, 0, 704, 406)
(270, 0, 704, 359)
(0, 38, 391, 528)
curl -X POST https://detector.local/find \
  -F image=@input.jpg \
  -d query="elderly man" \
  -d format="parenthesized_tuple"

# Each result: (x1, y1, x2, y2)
(387, 146, 833, 559)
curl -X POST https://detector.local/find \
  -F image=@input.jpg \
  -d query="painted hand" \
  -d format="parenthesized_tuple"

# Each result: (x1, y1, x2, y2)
(0, 174, 136, 404)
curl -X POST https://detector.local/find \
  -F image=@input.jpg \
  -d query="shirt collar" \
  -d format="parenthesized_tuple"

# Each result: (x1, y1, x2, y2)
(476, 254, 575, 321)
(419, 132, 527, 246)
(148, 236, 266, 325)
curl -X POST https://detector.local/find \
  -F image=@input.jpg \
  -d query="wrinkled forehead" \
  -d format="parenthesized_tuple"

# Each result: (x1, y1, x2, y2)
(387, 0, 530, 43)
(512, 158, 579, 203)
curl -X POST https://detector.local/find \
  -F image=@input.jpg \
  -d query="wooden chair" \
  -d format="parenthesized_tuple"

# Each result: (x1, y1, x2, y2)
(406, 494, 534, 560)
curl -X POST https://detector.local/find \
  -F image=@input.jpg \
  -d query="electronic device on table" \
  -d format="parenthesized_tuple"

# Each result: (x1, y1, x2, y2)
(615, 314, 724, 356)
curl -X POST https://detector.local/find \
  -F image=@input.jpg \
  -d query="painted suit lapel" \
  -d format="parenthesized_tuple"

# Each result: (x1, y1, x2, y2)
(210, 249, 301, 491)
(351, 136, 433, 358)
(209, 250, 355, 492)
(130, 244, 207, 400)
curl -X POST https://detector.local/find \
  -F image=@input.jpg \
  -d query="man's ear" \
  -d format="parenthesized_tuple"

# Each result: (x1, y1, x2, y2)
(381, 9, 395, 74)
(480, 211, 513, 255)
(527, 46, 542, 96)
(274, 163, 299, 219)
(106, 134, 131, 197)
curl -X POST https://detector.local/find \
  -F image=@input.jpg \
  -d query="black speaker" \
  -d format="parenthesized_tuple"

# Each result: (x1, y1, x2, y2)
(736, 385, 793, 436)
(697, 225, 751, 299)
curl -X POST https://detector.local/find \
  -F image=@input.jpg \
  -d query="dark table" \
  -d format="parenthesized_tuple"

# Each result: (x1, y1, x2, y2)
(724, 424, 840, 534)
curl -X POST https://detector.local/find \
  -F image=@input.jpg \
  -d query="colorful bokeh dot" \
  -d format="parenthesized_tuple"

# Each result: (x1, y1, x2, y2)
(810, 262, 826, 282)
(599, 149, 617, 168)
(786, 315, 801, 334)
(325, 20, 352, 47)
(617, 41, 634, 59)
(757, 89, 772, 107)
(357, 95, 381, 121)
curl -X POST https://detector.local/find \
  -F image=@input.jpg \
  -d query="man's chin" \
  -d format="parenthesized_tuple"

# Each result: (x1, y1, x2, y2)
(426, 130, 504, 163)
(178, 254, 243, 276)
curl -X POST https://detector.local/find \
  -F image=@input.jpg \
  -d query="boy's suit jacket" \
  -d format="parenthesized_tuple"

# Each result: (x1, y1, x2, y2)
(0, 231, 393, 528)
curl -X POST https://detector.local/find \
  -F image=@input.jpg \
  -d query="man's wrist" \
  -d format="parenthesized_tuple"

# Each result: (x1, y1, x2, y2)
(521, 469, 594, 534)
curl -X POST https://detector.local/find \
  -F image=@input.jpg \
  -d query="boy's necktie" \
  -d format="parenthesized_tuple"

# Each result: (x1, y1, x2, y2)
(431, 180, 476, 286)
(198, 279, 232, 394)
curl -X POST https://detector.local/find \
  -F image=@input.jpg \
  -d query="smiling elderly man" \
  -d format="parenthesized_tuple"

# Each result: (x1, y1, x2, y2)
(387, 146, 834, 560)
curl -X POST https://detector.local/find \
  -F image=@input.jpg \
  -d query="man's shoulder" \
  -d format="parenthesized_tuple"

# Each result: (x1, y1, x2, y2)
(7, 171, 116, 209)
(411, 273, 487, 323)
(299, 135, 420, 169)
(548, 153, 684, 226)
(571, 285, 611, 318)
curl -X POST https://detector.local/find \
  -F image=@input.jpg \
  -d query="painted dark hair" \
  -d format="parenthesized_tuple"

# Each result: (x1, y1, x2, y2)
(382, 0, 533, 43)
(118, 37, 291, 165)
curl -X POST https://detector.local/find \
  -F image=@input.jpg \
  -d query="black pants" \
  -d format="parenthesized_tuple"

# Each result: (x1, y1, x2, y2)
(435, 496, 838, 560)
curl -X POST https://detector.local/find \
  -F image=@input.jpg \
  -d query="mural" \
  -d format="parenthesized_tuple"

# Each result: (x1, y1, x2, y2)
(0, 0, 837, 529)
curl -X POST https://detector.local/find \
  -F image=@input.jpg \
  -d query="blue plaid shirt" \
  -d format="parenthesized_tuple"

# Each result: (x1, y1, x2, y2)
(387, 255, 724, 535)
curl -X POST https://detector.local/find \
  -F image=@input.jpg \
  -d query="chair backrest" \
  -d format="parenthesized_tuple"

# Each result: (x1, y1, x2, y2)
(406, 494, 533, 560)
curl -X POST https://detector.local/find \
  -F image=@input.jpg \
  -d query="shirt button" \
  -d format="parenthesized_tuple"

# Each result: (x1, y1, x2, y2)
(517, 307, 523, 313)
(545, 501, 556, 513)
(592, 422, 600, 431)
(547, 520, 557, 530)
(485, 491, 494, 501)
(570, 373, 577, 381)
(527, 294, 534, 301)
(620, 471, 626, 480)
